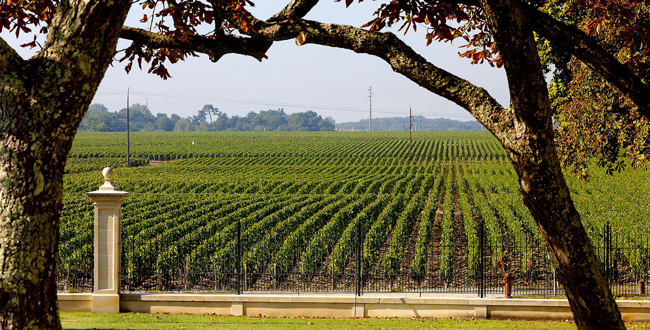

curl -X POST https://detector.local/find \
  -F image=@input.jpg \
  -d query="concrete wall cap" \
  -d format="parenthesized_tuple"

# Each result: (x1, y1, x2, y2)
(58, 293, 650, 321)
(618, 300, 650, 308)
(64, 294, 650, 309)
(57, 293, 92, 301)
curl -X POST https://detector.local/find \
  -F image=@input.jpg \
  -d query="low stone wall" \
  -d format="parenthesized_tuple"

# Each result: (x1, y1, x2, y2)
(58, 293, 92, 312)
(56, 293, 650, 321)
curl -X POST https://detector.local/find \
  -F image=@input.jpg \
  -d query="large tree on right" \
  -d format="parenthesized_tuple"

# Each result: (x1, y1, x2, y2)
(195, 0, 647, 328)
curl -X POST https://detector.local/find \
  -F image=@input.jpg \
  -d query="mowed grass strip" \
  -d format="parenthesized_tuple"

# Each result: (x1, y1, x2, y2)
(59, 311, 610, 330)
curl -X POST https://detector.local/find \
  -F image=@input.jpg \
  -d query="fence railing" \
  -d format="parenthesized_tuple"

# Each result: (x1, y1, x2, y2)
(57, 221, 649, 298)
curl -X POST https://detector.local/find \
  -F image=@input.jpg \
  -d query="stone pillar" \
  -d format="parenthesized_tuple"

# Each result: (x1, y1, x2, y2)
(86, 167, 129, 313)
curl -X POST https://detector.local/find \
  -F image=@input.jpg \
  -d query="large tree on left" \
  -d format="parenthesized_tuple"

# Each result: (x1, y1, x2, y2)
(0, 1, 292, 328)
(0, 1, 130, 328)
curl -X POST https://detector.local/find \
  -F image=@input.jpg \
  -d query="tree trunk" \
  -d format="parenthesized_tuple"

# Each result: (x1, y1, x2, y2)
(246, 2, 641, 326)
(515, 139, 625, 329)
(479, 0, 625, 328)
(0, 131, 66, 330)
(0, 1, 130, 328)
(255, 7, 629, 324)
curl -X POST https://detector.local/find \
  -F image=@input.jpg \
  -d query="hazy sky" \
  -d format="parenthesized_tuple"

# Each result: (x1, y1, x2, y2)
(3, 1, 510, 124)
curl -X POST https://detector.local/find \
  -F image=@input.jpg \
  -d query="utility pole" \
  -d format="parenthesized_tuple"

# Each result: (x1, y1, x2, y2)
(127, 88, 130, 167)
(368, 86, 373, 132)
(409, 106, 413, 162)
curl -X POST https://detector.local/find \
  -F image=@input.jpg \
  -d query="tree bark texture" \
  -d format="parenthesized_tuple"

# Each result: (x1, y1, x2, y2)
(0, 1, 130, 329)
(479, 0, 625, 328)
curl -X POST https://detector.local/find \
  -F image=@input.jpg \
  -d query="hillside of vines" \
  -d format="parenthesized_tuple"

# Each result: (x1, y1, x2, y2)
(59, 131, 650, 292)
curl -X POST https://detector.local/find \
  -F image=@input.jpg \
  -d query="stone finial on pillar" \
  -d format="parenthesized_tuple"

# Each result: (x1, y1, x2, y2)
(86, 167, 129, 313)
(99, 167, 115, 191)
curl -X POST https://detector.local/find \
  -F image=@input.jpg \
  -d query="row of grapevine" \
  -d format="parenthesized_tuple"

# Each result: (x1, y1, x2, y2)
(169, 196, 307, 271)
(69, 131, 506, 160)
(301, 194, 377, 274)
(243, 196, 340, 274)
(409, 173, 445, 275)
(59, 132, 650, 291)
(457, 177, 479, 277)
(273, 196, 357, 274)
(212, 196, 325, 272)
(128, 196, 276, 272)
(382, 192, 427, 275)
(464, 174, 504, 269)
(362, 195, 408, 272)
(438, 163, 455, 276)
(327, 195, 392, 275)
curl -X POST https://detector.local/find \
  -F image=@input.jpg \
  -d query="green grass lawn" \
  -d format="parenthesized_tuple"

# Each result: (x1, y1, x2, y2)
(60, 312, 650, 330)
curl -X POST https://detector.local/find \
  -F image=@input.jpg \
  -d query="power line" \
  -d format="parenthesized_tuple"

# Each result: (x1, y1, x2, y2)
(94, 90, 476, 119)
(127, 88, 130, 168)
(368, 86, 373, 132)
(98, 90, 410, 115)
(409, 106, 413, 161)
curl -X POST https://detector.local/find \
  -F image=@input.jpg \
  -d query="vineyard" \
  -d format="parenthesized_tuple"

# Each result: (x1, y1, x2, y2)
(58, 132, 650, 296)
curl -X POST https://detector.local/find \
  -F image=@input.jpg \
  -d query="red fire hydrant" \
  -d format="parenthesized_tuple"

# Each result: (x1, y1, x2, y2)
(502, 273, 513, 299)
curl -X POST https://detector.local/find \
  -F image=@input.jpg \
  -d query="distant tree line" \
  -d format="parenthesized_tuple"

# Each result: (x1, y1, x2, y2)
(80, 104, 484, 133)
(336, 116, 486, 131)
(79, 104, 335, 132)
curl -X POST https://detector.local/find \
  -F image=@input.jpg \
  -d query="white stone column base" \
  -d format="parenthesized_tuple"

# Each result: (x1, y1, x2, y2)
(231, 301, 244, 316)
(474, 305, 488, 319)
(92, 294, 120, 313)
(354, 303, 365, 317)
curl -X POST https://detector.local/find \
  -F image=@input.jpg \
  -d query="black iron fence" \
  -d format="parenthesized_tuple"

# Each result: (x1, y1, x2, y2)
(57, 221, 649, 298)
(56, 262, 93, 293)
(598, 222, 650, 296)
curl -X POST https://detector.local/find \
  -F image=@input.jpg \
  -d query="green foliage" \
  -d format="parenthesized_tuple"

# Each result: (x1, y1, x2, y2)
(362, 194, 408, 273)
(539, 1, 650, 179)
(77, 106, 336, 133)
(410, 171, 444, 276)
(59, 132, 650, 281)
(438, 163, 455, 277)
(68, 131, 502, 160)
(382, 192, 426, 276)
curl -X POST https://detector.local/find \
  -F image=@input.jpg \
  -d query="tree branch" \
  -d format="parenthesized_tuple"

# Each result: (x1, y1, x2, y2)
(121, 12, 512, 145)
(119, 26, 273, 62)
(0, 37, 28, 123)
(0, 37, 25, 78)
(269, 0, 320, 21)
(250, 18, 513, 145)
(524, 4, 650, 118)
(441, 0, 480, 7)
